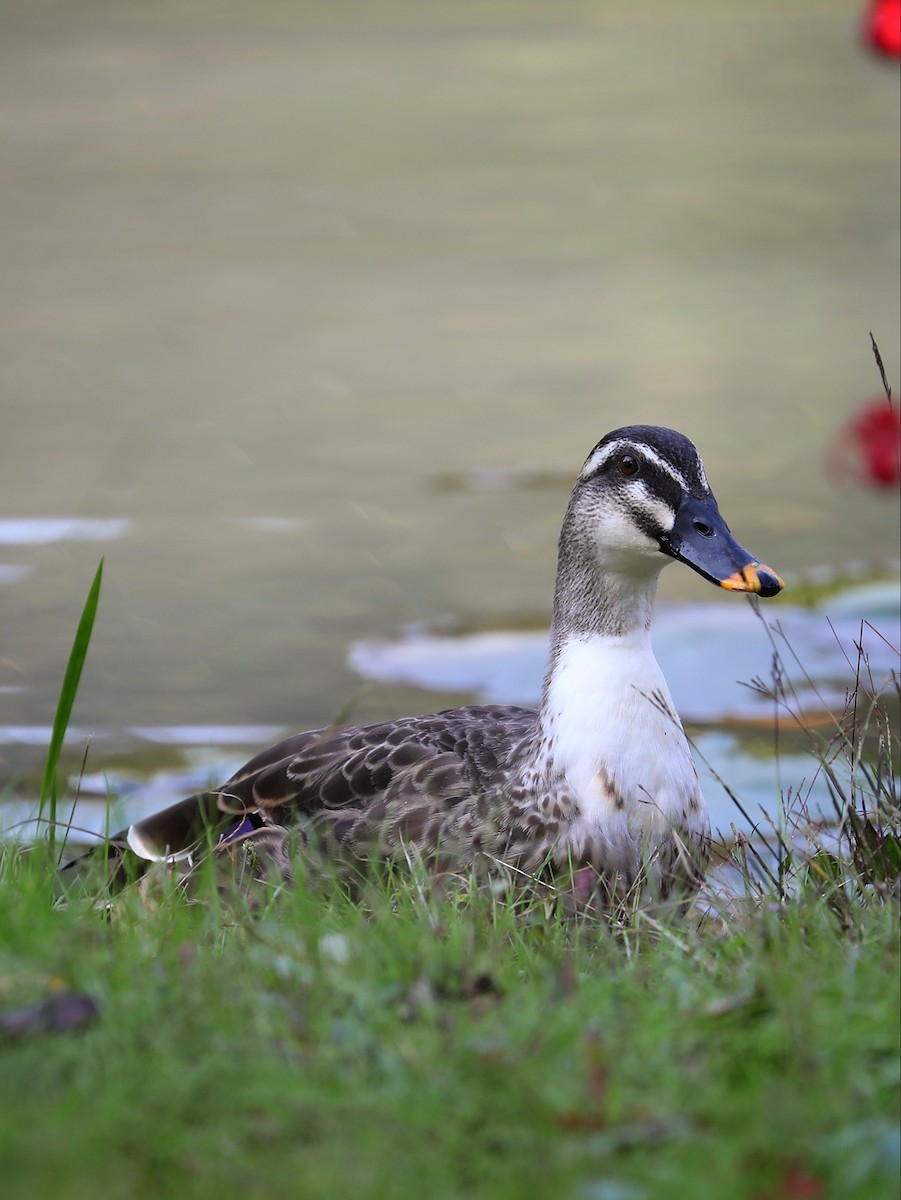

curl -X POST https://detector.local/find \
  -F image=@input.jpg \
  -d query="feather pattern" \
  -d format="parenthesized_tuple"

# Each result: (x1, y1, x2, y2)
(71, 425, 783, 905)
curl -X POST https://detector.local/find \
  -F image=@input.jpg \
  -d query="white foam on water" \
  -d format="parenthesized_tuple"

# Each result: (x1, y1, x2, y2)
(0, 564, 33, 585)
(0, 518, 131, 545)
(0, 726, 101, 745)
(128, 725, 286, 745)
(231, 517, 306, 534)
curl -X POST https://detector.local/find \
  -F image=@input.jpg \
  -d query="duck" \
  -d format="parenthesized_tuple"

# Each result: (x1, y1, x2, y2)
(75, 425, 783, 905)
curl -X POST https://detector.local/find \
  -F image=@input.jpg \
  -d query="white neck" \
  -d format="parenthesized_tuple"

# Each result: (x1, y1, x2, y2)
(526, 509, 706, 859)
(531, 626, 701, 842)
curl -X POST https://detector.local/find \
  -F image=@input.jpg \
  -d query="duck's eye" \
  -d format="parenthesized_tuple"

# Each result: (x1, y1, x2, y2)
(618, 454, 640, 478)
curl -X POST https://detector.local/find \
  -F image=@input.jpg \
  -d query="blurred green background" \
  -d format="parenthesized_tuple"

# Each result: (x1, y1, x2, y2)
(0, 1, 898, 782)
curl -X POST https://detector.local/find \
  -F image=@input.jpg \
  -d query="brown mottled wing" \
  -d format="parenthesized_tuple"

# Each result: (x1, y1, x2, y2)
(61, 704, 539, 888)
(214, 704, 538, 864)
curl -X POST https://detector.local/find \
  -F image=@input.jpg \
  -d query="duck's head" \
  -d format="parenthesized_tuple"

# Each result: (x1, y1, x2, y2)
(573, 425, 783, 597)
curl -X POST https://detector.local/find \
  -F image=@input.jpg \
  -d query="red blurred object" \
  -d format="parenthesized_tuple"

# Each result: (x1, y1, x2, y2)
(753, 1161, 825, 1200)
(863, 0, 901, 57)
(826, 399, 901, 489)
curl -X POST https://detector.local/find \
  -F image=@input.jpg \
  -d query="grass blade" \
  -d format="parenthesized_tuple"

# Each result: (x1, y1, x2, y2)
(38, 558, 104, 857)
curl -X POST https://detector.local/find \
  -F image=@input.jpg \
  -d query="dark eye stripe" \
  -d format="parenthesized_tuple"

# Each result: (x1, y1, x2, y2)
(630, 503, 668, 541)
(577, 450, 686, 547)
(579, 429, 707, 496)
(639, 461, 684, 511)
(584, 449, 684, 507)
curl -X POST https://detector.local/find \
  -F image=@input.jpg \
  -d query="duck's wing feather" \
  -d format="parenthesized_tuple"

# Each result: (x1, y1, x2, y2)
(213, 704, 538, 862)
(65, 705, 539, 883)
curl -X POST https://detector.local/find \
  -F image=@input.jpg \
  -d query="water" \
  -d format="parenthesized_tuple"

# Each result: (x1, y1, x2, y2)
(1, 3, 899, 840)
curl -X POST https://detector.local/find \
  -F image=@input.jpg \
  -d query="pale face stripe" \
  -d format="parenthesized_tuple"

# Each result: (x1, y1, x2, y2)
(630, 480, 680, 532)
(579, 438, 707, 492)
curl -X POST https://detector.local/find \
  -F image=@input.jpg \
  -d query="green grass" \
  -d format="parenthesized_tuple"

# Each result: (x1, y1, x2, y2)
(0, 851, 898, 1200)
(1, 566, 899, 1200)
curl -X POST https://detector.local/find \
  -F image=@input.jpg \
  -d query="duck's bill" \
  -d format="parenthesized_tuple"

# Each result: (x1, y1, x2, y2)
(659, 494, 784, 598)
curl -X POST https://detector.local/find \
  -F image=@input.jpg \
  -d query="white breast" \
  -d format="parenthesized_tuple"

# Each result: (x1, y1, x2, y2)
(536, 632, 704, 855)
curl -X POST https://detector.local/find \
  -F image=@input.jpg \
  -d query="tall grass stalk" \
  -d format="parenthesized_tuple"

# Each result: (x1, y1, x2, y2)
(38, 558, 104, 861)
(728, 602, 901, 915)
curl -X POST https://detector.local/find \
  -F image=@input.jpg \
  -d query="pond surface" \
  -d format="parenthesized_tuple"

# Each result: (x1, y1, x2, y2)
(1, 3, 899, 842)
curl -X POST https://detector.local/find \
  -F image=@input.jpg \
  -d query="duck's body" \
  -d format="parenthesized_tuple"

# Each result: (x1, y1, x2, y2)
(84, 425, 783, 903)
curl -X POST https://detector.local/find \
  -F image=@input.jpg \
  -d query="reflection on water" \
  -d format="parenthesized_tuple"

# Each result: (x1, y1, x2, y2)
(0, 758, 247, 848)
(350, 582, 900, 722)
(0, 519, 131, 546)
(127, 725, 285, 746)
(692, 731, 855, 836)
(0, 565, 32, 585)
